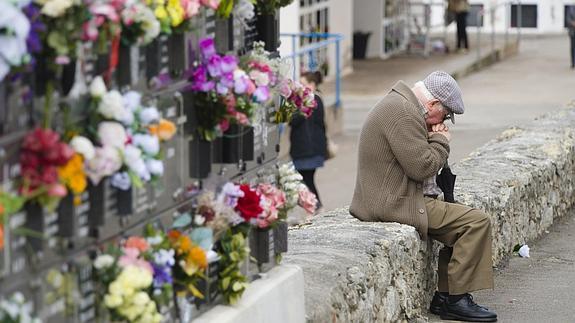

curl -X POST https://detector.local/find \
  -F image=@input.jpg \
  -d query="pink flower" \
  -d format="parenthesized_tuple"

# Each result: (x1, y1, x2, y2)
(257, 183, 286, 209)
(201, 0, 220, 10)
(219, 119, 230, 132)
(47, 183, 67, 197)
(298, 187, 317, 214)
(119, 247, 153, 274)
(55, 55, 70, 65)
(125, 236, 149, 252)
(182, 0, 201, 17)
(234, 112, 249, 125)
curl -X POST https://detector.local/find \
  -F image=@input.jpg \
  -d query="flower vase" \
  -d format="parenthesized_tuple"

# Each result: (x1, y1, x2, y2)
(189, 137, 212, 179)
(221, 124, 242, 164)
(56, 193, 75, 238)
(60, 59, 76, 97)
(241, 126, 255, 161)
(255, 13, 279, 52)
(117, 43, 133, 88)
(145, 36, 169, 83)
(249, 227, 274, 266)
(88, 181, 106, 228)
(24, 202, 45, 252)
(273, 221, 288, 256)
(116, 187, 133, 216)
(167, 33, 188, 78)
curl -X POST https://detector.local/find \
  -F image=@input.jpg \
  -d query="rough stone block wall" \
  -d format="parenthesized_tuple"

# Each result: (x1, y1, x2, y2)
(284, 106, 575, 322)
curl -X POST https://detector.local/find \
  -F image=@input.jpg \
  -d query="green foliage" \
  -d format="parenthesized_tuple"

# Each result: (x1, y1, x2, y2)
(256, 0, 294, 15)
(217, 226, 250, 305)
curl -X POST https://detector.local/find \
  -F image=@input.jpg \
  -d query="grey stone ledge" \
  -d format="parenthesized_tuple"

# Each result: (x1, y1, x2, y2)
(284, 106, 575, 322)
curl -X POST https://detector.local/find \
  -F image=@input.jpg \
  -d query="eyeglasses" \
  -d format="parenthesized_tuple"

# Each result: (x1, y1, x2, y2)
(443, 113, 452, 122)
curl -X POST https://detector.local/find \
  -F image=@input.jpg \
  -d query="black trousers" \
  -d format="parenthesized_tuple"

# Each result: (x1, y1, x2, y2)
(456, 12, 469, 49)
(298, 169, 322, 208)
(570, 33, 575, 67)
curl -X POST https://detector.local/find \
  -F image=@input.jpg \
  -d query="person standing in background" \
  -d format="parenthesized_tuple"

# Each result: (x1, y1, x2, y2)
(448, 0, 470, 53)
(289, 71, 327, 211)
(566, 5, 575, 68)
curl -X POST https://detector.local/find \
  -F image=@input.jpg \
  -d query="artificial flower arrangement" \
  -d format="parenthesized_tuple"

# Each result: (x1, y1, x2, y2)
(274, 78, 317, 123)
(186, 37, 267, 141)
(0, 292, 41, 323)
(82, 0, 122, 54)
(84, 76, 177, 191)
(147, 0, 221, 35)
(93, 234, 169, 323)
(120, 0, 161, 46)
(277, 162, 318, 216)
(19, 127, 75, 211)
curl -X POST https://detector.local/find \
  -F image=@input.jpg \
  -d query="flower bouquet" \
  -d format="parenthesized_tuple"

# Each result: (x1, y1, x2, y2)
(0, 0, 33, 82)
(93, 236, 166, 323)
(186, 37, 262, 141)
(274, 78, 317, 123)
(0, 292, 41, 323)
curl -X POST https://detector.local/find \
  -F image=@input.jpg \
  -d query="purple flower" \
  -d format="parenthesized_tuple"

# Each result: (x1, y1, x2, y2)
(220, 55, 238, 73)
(152, 263, 173, 288)
(207, 55, 222, 77)
(234, 75, 248, 94)
(199, 37, 216, 59)
(216, 82, 229, 95)
(23, 3, 44, 54)
(191, 66, 215, 92)
(220, 72, 234, 88)
(253, 86, 270, 102)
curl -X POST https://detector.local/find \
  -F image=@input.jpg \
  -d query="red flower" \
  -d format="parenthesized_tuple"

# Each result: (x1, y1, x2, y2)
(235, 184, 263, 221)
(23, 128, 60, 152)
(40, 166, 59, 184)
(20, 152, 40, 169)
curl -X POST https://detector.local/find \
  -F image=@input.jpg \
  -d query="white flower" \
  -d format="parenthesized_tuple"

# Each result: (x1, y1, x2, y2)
(132, 292, 150, 306)
(99, 90, 127, 121)
(110, 172, 131, 190)
(146, 235, 162, 246)
(249, 70, 270, 87)
(70, 136, 95, 160)
(98, 122, 127, 149)
(153, 249, 175, 267)
(89, 76, 107, 98)
(40, 0, 74, 17)
(124, 145, 151, 181)
(0, 1, 30, 81)
(94, 254, 115, 269)
(139, 107, 160, 125)
(233, 0, 254, 23)
(85, 146, 122, 185)
(194, 214, 206, 226)
(518, 244, 530, 258)
(146, 159, 164, 176)
(122, 91, 141, 111)
(132, 133, 160, 155)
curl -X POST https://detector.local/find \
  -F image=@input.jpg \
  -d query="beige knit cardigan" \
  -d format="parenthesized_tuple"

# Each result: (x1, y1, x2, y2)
(349, 81, 450, 240)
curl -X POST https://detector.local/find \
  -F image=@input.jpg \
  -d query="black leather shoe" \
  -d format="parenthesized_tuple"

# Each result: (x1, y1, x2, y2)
(429, 291, 447, 315)
(441, 294, 497, 322)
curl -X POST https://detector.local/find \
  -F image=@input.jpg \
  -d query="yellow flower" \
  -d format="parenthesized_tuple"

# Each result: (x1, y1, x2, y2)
(167, 0, 184, 26)
(104, 294, 123, 308)
(69, 174, 87, 195)
(154, 6, 168, 20)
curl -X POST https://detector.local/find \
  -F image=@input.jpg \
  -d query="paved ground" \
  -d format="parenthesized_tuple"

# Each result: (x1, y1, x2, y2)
(309, 34, 575, 322)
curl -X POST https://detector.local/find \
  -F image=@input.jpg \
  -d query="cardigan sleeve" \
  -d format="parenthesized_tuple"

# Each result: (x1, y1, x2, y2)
(386, 115, 450, 181)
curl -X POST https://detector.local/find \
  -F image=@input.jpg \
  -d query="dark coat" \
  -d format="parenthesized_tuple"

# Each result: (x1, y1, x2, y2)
(289, 94, 327, 160)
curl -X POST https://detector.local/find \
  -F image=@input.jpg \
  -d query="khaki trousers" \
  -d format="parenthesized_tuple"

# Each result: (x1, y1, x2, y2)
(425, 197, 494, 295)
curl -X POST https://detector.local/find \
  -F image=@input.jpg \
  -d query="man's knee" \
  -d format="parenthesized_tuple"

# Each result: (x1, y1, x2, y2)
(472, 210, 492, 230)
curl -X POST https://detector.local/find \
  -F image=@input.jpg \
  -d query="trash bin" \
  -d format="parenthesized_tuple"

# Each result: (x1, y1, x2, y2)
(353, 31, 372, 59)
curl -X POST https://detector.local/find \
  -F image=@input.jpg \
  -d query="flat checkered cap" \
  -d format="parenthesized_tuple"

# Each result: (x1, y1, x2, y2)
(423, 71, 464, 124)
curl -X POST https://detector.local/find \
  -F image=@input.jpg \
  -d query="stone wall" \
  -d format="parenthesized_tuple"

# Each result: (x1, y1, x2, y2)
(284, 106, 575, 322)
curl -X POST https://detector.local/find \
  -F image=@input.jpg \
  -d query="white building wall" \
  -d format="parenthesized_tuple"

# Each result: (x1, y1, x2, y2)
(428, 0, 574, 35)
(279, 1, 354, 81)
(353, 0, 382, 58)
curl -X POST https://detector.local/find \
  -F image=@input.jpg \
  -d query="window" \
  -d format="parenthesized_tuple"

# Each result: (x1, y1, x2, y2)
(467, 4, 484, 27)
(511, 4, 537, 28)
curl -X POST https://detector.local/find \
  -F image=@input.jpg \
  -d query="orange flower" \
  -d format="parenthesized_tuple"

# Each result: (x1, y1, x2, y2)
(149, 119, 176, 141)
(168, 230, 181, 242)
(0, 224, 4, 250)
(187, 246, 207, 270)
(178, 236, 193, 255)
(0, 204, 4, 216)
(125, 236, 149, 252)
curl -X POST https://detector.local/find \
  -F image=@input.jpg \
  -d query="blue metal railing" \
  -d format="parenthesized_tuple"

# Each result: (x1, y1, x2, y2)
(279, 32, 344, 108)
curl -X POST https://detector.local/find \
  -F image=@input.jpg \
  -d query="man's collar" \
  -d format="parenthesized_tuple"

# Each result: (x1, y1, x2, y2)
(391, 81, 427, 116)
